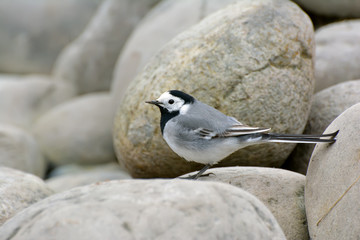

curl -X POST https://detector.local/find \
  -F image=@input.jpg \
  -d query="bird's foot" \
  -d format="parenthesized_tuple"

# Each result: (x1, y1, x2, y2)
(177, 164, 213, 180)
(178, 172, 214, 180)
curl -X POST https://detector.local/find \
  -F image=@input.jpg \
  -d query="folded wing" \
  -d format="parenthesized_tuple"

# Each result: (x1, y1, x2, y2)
(194, 124, 270, 140)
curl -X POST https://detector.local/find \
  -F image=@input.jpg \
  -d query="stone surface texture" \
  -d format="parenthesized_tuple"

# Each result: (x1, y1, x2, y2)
(305, 103, 360, 239)
(0, 180, 286, 240)
(33, 92, 116, 166)
(0, 167, 53, 225)
(113, 0, 315, 178)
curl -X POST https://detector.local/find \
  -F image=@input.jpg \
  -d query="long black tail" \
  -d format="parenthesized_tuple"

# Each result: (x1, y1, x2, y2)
(265, 130, 339, 144)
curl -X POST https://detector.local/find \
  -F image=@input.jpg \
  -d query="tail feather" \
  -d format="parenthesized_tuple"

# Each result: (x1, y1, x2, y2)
(266, 130, 339, 144)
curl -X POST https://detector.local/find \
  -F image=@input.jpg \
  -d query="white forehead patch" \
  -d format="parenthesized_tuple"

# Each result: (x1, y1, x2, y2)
(157, 91, 174, 102)
(156, 91, 185, 113)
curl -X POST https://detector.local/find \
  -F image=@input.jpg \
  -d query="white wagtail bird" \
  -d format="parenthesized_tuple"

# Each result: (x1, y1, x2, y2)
(146, 90, 338, 179)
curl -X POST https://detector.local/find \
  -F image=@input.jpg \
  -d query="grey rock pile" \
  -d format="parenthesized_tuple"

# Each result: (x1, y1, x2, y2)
(1, 0, 360, 239)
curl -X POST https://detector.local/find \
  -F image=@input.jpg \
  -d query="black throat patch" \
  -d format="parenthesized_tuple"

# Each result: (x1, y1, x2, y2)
(159, 107, 179, 134)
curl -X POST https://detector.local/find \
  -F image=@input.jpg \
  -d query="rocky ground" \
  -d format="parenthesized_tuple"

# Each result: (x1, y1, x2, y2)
(1, 0, 360, 239)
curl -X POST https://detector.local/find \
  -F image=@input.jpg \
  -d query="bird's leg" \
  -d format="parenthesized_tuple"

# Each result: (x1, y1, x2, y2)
(178, 164, 212, 180)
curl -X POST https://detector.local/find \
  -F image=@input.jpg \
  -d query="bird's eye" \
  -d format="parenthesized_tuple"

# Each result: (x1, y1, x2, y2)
(168, 99, 174, 104)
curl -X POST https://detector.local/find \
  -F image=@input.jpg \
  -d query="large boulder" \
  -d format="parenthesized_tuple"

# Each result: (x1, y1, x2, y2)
(314, 20, 360, 92)
(0, 0, 102, 74)
(305, 103, 360, 239)
(284, 79, 360, 174)
(33, 92, 116, 166)
(0, 167, 53, 225)
(0, 180, 285, 239)
(0, 74, 76, 129)
(183, 167, 308, 240)
(111, 0, 239, 107)
(113, 0, 315, 178)
(53, 0, 161, 94)
(0, 124, 46, 177)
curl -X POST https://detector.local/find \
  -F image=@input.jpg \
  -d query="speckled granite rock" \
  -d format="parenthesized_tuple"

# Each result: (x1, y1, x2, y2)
(113, 0, 315, 178)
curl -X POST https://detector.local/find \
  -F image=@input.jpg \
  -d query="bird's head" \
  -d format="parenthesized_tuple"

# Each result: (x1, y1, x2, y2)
(146, 90, 195, 114)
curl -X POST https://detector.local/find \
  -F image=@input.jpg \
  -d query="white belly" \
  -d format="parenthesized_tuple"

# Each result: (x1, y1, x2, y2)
(163, 131, 241, 165)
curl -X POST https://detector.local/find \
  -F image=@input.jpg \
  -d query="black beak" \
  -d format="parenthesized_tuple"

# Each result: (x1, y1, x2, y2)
(145, 100, 162, 106)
